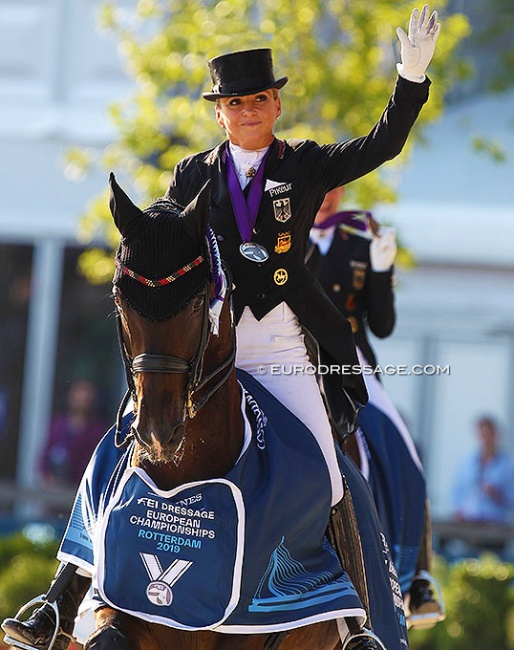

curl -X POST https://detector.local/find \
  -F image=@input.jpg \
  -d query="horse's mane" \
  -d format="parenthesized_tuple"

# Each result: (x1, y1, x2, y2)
(113, 197, 210, 321)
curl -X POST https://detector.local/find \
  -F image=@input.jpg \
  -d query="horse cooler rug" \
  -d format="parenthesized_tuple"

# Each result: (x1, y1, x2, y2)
(59, 371, 366, 633)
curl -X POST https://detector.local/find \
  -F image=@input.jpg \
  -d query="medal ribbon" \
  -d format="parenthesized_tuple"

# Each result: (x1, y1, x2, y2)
(225, 144, 271, 243)
(312, 210, 371, 232)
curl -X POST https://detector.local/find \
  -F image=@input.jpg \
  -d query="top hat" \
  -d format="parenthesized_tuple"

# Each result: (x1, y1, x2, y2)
(202, 48, 288, 101)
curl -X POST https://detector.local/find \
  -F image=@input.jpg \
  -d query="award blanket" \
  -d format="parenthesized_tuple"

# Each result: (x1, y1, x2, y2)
(59, 371, 365, 633)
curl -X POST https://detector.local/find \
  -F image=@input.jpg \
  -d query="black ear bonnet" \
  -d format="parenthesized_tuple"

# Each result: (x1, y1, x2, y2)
(113, 198, 209, 321)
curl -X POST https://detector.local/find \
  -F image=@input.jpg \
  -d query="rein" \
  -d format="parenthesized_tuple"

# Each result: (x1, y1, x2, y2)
(114, 267, 236, 449)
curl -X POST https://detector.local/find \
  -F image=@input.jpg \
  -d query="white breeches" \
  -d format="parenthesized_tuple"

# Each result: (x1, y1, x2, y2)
(235, 303, 344, 506)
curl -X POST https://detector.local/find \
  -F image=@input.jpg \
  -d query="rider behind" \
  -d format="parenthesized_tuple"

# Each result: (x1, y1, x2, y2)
(309, 185, 445, 629)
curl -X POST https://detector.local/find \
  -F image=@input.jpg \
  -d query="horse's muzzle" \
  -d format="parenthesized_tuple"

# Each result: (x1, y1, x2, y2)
(131, 419, 186, 462)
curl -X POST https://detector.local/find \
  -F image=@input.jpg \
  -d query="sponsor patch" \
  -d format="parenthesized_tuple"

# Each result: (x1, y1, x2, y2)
(265, 180, 293, 196)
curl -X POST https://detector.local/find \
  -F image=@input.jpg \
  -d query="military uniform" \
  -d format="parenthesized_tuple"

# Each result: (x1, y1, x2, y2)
(167, 75, 429, 404)
(308, 224, 395, 369)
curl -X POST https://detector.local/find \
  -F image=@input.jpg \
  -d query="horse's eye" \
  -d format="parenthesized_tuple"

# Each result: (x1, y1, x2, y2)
(192, 296, 205, 311)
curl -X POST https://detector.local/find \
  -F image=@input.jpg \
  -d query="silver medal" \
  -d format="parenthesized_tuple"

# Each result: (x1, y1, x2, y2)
(239, 242, 269, 263)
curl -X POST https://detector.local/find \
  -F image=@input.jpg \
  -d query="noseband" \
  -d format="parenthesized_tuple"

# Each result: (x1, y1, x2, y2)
(114, 266, 236, 449)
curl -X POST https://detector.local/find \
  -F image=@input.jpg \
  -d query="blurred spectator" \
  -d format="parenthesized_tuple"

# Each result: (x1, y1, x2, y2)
(452, 416, 514, 525)
(0, 263, 32, 480)
(40, 378, 108, 488)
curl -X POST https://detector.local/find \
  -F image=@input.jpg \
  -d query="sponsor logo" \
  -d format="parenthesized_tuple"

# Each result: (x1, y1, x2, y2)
(265, 181, 293, 196)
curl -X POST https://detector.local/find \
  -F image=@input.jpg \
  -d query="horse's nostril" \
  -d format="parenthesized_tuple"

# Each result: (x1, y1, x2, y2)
(146, 422, 185, 452)
(170, 422, 185, 445)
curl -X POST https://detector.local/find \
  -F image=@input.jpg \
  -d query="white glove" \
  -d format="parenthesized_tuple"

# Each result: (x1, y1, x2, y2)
(396, 5, 441, 83)
(370, 227, 397, 272)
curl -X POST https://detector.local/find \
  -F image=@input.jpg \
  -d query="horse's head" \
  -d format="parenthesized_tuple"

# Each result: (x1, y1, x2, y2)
(109, 173, 232, 462)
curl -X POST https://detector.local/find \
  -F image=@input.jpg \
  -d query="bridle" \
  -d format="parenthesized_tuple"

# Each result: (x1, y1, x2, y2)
(113, 243, 236, 449)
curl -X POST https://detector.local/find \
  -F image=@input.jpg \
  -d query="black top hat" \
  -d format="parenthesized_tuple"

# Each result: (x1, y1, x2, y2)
(202, 48, 288, 101)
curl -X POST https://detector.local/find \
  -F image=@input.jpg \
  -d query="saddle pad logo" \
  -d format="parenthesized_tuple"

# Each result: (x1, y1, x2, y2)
(273, 198, 292, 223)
(141, 553, 193, 606)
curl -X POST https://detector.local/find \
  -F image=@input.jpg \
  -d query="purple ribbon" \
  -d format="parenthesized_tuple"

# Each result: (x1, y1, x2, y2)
(312, 210, 371, 231)
(225, 145, 271, 243)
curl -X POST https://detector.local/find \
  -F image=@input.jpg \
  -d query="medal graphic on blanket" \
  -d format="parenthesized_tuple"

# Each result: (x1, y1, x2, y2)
(141, 554, 193, 606)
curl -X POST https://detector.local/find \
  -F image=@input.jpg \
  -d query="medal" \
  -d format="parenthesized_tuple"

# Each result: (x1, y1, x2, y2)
(226, 143, 273, 263)
(240, 241, 269, 263)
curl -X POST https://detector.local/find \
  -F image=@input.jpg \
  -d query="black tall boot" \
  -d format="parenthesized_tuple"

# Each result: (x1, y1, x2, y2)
(2, 568, 91, 650)
(406, 501, 445, 629)
(406, 571, 445, 630)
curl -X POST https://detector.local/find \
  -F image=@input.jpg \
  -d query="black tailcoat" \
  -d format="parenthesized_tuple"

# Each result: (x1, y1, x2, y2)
(166, 76, 429, 405)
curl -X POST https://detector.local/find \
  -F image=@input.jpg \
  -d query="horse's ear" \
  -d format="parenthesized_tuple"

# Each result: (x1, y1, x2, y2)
(180, 180, 211, 242)
(109, 172, 145, 237)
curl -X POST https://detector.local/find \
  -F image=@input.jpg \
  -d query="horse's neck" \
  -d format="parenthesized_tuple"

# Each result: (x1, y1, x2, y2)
(185, 370, 244, 478)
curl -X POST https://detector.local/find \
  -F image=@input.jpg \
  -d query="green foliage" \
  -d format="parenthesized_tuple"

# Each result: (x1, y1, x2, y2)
(0, 532, 59, 621)
(472, 136, 508, 163)
(78, 0, 470, 283)
(410, 554, 514, 650)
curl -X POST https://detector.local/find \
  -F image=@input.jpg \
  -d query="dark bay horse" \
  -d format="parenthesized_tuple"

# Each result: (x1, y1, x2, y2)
(83, 174, 349, 650)
(10, 172, 396, 650)
(1, 175, 396, 650)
